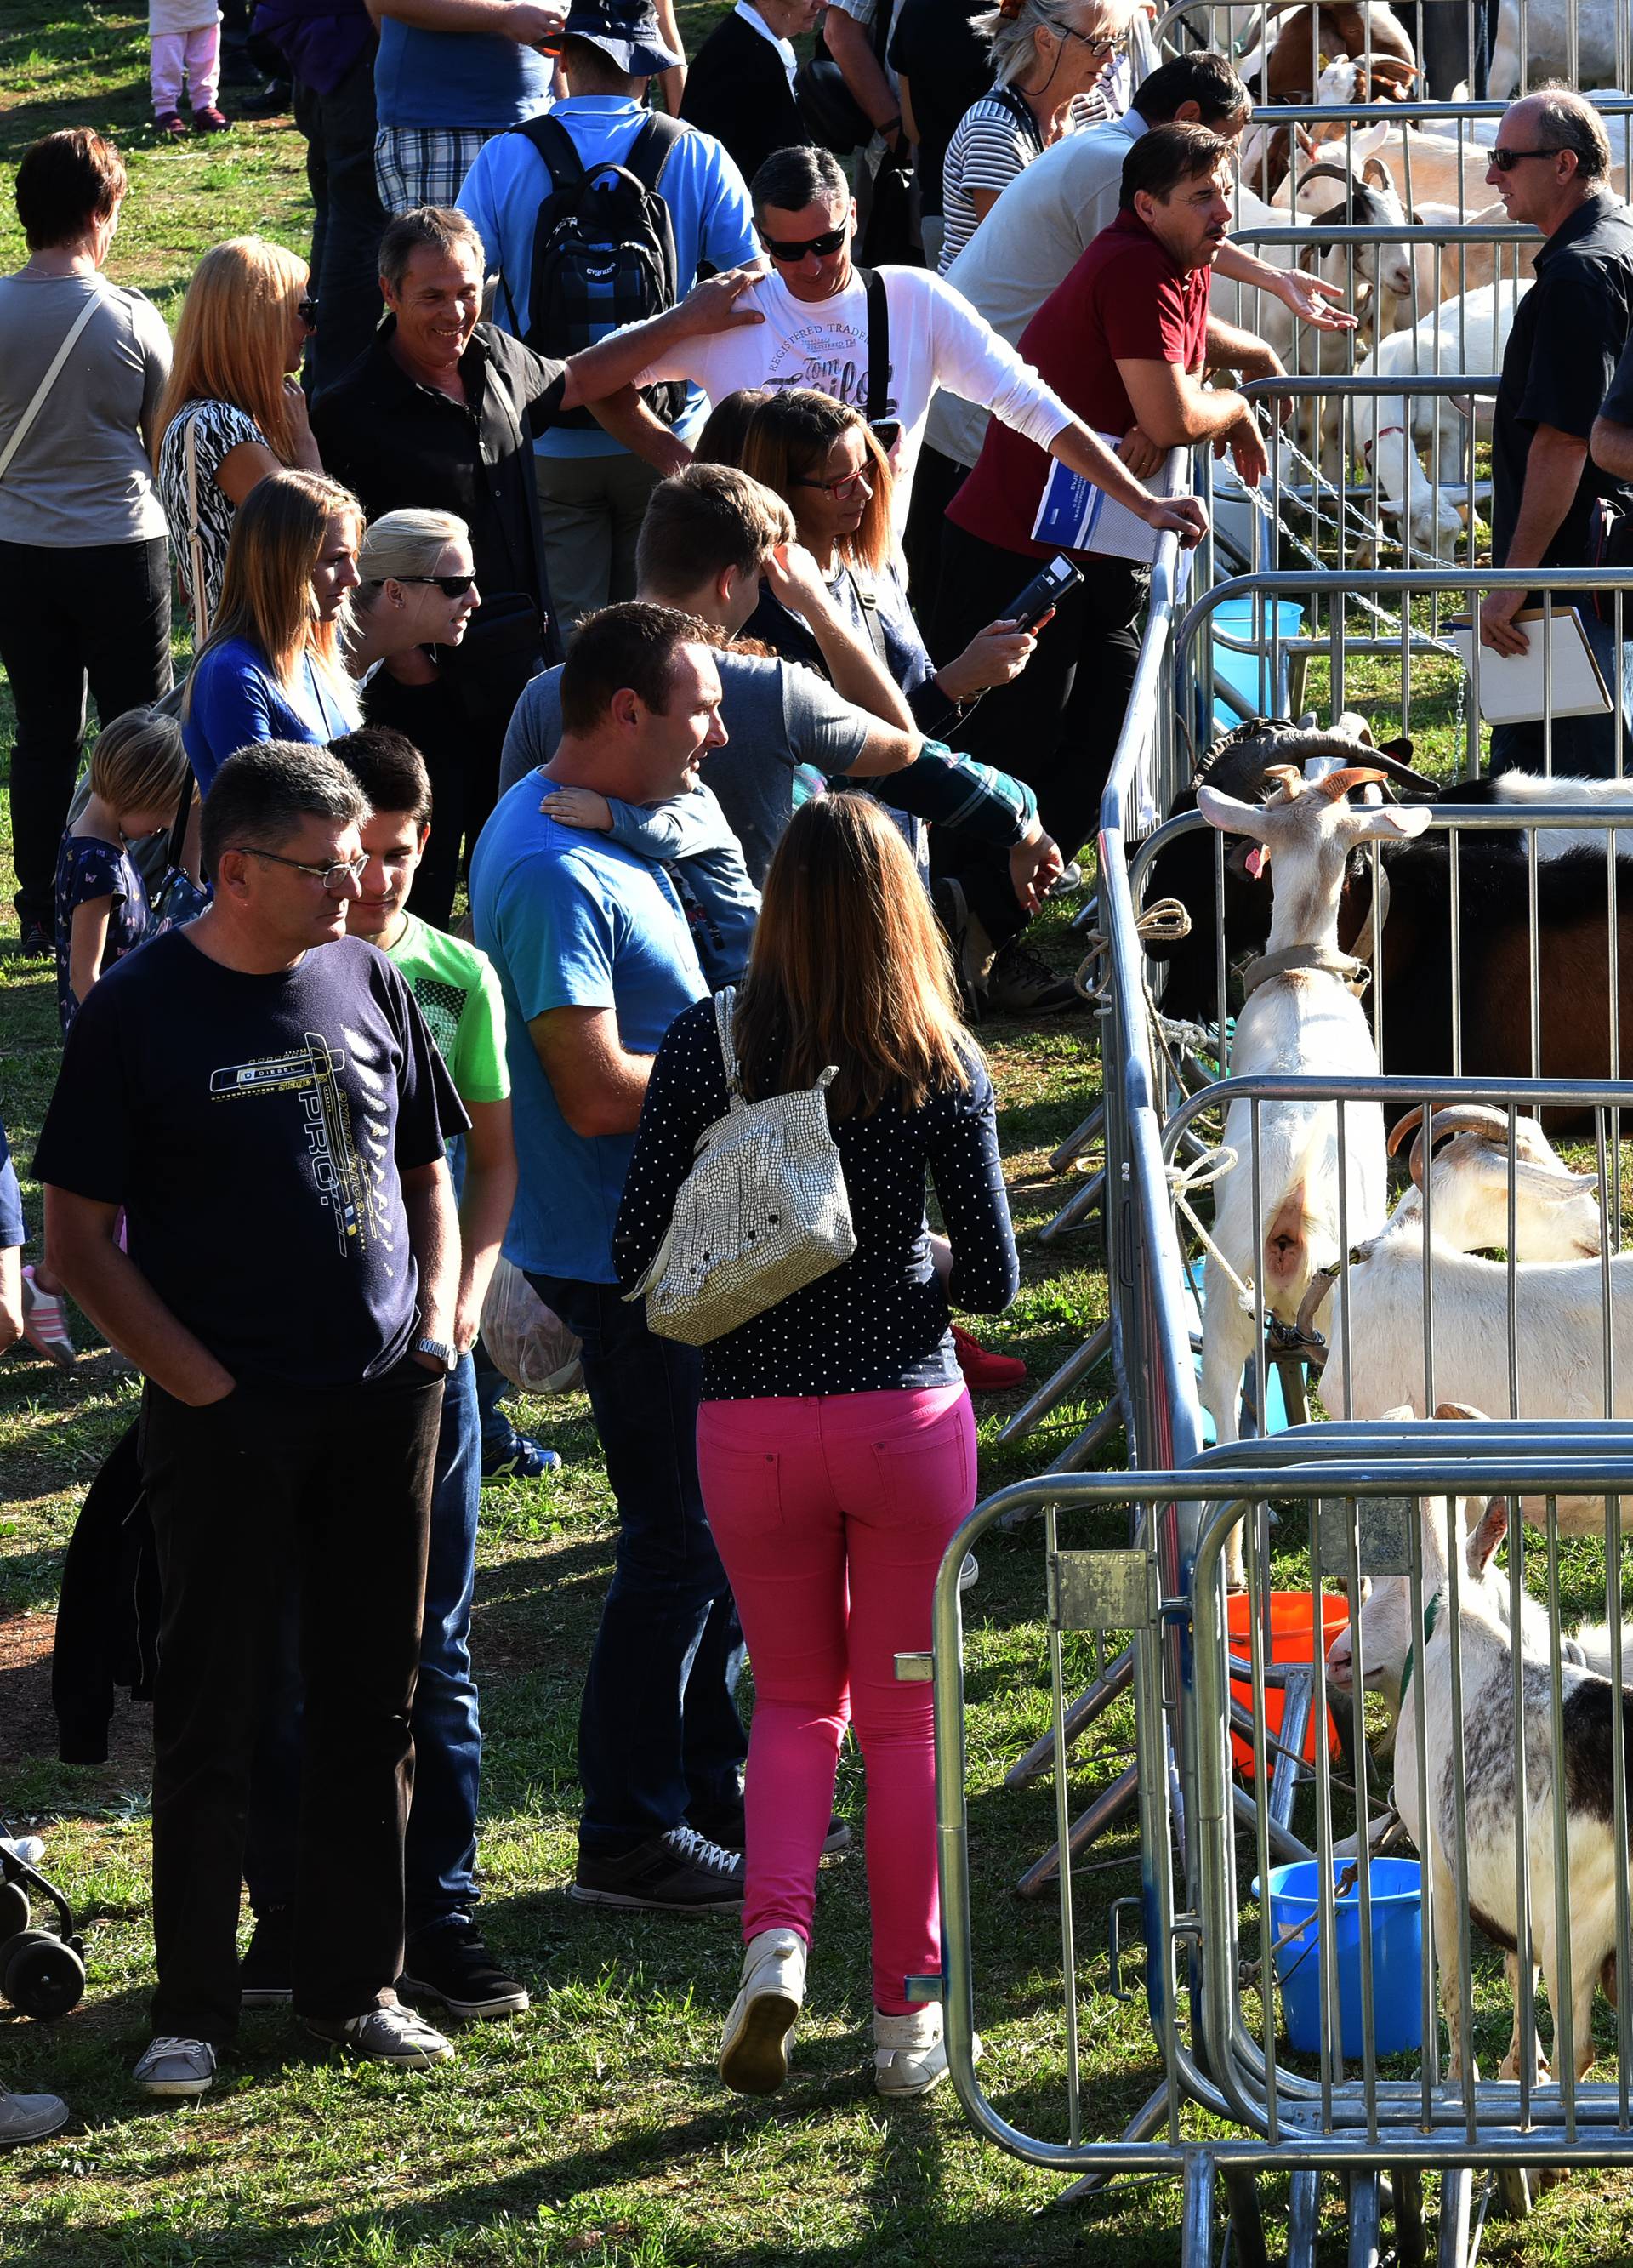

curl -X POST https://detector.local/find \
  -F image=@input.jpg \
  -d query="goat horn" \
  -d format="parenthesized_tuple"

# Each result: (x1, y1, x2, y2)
(1312, 766, 1391, 801)
(1262, 764, 1305, 798)
(1294, 162, 1357, 195)
(1426, 1104, 1511, 1142)
(1385, 1107, 1433, 1160)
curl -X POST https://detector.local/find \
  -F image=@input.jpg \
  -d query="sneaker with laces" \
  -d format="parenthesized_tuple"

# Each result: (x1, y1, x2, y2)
(20, 1268, 75, 1367)
(569, 1825, 744, 1912)
(480, 1425, 561, 1482)
(718, 1928, 805, 2096)
(304, 2003, 453, 2067)
(950, 1324, 1027, 1391)
(0, 2091, 71, 2145)
(872, 2003, 983, 2099)
(689, 1798, 850, 1859)
(132, 2036, 217, 2097)
(238, 1904, 293, 2006)
(984, 938, 1082, 1019)
(401, 1916, 529, 2020)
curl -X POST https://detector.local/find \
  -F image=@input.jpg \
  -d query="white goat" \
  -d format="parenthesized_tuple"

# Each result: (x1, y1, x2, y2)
(1221, 164, 1417, 380)
(1331, 1470, 1633, 2083)
(1488, 7, 1625, 99)
(1197, 765, 1429, 1584)
(1481, 770, 1633, 862)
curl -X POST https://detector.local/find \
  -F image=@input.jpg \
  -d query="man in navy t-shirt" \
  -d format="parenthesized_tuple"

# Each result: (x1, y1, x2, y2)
(470, 601, 749, 1914)
(37, 743, 468, 2102)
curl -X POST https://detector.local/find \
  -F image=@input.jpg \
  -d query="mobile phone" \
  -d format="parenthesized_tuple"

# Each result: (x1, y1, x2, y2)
(1005, 554, 1083, 633)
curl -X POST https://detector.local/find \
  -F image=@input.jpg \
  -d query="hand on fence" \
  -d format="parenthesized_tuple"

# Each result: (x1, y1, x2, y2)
(1118, 425, 1167, 478)
(1220, 410, 1268, 489)
(1143, 494, 1209, 549)
(1478, 588, 1531, 656)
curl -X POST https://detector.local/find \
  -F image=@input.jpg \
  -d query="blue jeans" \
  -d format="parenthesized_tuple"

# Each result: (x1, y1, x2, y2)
(1489, 604, 1633, 779)
(246, 1353, 483, 1934)
(526, 1272, 747, 1856)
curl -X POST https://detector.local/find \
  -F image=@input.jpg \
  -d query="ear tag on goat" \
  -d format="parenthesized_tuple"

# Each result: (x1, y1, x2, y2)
(1245, 847, 1266, 879)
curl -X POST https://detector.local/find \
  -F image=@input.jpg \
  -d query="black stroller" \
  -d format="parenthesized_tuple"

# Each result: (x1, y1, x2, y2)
(0, 1827, 85, 2019)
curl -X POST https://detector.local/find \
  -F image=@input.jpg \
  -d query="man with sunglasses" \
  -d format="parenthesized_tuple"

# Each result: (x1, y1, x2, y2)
(37, 743, 469, 2100)
(1480, 87, 1633, 776)
(628, 140, 1208, 550)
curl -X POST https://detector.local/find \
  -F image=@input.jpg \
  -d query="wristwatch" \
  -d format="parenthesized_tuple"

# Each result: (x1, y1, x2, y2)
(413, 1336, 458, 1373)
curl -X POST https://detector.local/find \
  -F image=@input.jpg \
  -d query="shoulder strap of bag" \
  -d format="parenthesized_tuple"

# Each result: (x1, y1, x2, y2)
(713, 985, 743, 1104)
(182, 411, 211, 641)
(842, 565, 888, 664)
(0, 289, 103, 483)
(987, 80, 1044, 154)
(849, 264, 890, 430)
(514, 110, 588, 189)
(626, 108, 687, 193)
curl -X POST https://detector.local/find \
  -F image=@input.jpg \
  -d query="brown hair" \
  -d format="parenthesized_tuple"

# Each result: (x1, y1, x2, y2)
(558, 601, 715, 735)
(693, 386, 774, 468)
(636, 464, 794, 600)
(738, 389, 894, 577)
(378, 206, 485, 292)
(14, 128, 127, 251)
(190, 468, 361, 702)
(735, 793, 976, 1121)
(1119, 122, 1235, 210)
(153, 237, 310, 469)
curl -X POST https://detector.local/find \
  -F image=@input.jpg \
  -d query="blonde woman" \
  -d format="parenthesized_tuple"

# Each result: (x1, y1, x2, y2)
(154, 237, 323, 641)
(181, 469, 361, 792)
(614, 793, 1019, 2100)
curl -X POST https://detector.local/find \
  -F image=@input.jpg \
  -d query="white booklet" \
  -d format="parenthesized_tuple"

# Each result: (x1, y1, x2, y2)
(1030, 431, 1186, 563)
(1449, 609, 1613, 724)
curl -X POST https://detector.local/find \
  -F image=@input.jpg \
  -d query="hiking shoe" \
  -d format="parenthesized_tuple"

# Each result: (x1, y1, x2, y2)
(569, 1826, 744, 1912)
(20, 1268, 75, 1366)
(304, 2004, 453, 2068)
(481, 1425, 561, 1482)
(690, 1800, 850, 1859)
(873, 2003, 983, 2100)
(1045, 860, 1084, 899)
(153, 108, 186, 138)
(133, 2036, 216, 2097)
(0, 2091, 70, 2145)
(191, 104, 231, 131)
(984, 938, 1082, 1019)
(951, 1324, 1027, 1391)
(930, 875, 994, 1021)
(239, 1905, 292, 2007)
(401, 1916, 529, 2021)
(718, 1928, 805, 2096)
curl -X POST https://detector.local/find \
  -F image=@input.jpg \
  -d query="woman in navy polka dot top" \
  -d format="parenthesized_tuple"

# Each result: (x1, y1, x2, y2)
(614, 792, 1018, 2103)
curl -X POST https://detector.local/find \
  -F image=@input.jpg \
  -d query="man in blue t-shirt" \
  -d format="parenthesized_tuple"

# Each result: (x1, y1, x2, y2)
(37, 744, 468, 2102)
(457, 0, 756, 627)
(470, 601, 748, 1914)
(368, 0, 562, 215)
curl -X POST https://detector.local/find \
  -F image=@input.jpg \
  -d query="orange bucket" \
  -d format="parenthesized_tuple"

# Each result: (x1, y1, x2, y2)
(1226, 1591, 1350, 1774)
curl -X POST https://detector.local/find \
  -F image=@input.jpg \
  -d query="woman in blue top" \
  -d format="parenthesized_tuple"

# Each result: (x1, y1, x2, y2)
(180, 467, 362, 792)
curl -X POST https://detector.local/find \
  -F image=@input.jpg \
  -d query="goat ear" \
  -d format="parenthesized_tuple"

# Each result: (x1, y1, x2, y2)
(1470, 1497, 1509, 1575)
(1380, 734, 1414, 761)
(1345, 802, 1431, 844)
(1197, 783, 1289, 839)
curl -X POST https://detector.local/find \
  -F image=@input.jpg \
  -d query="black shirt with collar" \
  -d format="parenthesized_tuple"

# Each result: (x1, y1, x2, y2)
(312, 317, 569, 658)
(678, 9, 805, 192)
(1492, 190, 1633, 568)
(887, 0, 991, 219)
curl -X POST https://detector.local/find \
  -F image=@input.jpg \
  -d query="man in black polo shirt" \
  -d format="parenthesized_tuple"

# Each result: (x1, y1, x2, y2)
(312, 204, 760, 841)
(1480, 87, 1633, 776)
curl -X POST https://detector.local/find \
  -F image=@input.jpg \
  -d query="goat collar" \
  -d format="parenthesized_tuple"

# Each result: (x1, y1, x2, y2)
(1242, 944, 1371, 998)
(1397, 1587, 1442, 1712)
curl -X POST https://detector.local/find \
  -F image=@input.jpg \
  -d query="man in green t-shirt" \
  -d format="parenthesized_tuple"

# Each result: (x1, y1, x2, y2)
(242, 727, 543, 2026)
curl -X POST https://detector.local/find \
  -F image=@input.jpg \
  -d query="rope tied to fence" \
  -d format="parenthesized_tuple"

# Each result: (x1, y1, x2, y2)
(1167, 1145, 1259, 1314)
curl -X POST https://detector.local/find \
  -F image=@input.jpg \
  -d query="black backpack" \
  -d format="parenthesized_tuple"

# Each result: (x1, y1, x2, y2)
(504, 109, 689, 431)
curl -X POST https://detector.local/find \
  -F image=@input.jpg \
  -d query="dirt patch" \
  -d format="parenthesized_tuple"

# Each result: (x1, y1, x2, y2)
(0, 1610, 152, 1779)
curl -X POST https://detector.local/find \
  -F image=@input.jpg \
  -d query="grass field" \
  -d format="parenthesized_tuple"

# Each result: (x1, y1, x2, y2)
(3, 10, 1633, 2261)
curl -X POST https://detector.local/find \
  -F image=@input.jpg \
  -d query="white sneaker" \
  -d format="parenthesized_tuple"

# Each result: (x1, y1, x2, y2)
(304, 2003, 453, 2068)
(132, 2036, 216, 2097)
(20, 1268, 74, 1367)
(872, 2003, 983, 2100)
(717, 1928, 805, 2096)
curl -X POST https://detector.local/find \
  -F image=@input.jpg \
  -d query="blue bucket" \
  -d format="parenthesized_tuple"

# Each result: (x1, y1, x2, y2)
(1255, 1857, 1423, 2058)
(1211, 597, 1306, 730)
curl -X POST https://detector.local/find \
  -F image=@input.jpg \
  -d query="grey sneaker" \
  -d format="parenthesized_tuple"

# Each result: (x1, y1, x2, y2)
(985, 938, 1082, 1018)
(570, 1825, 744, 1913)
(132, 2036, 217, 2097)
(0, 2090, 71, 2144)
(304, 2004, 454, 2068)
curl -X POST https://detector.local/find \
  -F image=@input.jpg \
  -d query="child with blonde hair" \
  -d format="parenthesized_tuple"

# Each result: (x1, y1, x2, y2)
(54, 707, 193, 1036)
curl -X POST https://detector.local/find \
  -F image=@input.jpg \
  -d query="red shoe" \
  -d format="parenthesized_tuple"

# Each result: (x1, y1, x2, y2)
(154, 108, 186, 138)
(191, 105, 231, 132)
(951, 1324, 1027, 1391)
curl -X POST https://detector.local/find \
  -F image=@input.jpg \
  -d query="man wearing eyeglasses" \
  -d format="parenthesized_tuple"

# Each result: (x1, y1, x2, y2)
(625, 140, 1208, 550)
(1480, 87, 1633, 776)
(37, 743, 469, 2100)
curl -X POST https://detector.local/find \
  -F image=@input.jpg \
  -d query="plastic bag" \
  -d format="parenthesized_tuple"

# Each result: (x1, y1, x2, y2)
(480, 1257, 583, 1394)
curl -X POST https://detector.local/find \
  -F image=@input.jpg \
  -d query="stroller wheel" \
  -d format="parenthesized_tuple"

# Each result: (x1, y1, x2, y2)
(0, 1930, 86, 2020)
(0, 1882, 29, 1939)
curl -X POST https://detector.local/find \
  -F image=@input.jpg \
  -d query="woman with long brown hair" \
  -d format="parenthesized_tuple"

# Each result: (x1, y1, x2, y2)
(614, 792, 1019, 2103)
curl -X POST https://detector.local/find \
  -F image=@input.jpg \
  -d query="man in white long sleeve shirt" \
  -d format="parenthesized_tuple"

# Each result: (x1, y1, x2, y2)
(629, 141, 1208, 544)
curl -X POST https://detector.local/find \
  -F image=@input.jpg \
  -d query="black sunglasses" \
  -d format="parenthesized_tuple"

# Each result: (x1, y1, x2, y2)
(298, 295, 319, 327)
(396, 573, 479, 599)
(759, 222, 848, 263)
(1488, 145, 1560, 172)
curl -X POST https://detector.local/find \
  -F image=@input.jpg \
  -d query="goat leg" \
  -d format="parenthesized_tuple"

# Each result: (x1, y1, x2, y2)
(1498, 1952, 1548, 2086)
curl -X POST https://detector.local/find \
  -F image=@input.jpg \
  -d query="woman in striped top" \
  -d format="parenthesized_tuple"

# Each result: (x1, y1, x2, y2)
(939, 0, 1133, 274)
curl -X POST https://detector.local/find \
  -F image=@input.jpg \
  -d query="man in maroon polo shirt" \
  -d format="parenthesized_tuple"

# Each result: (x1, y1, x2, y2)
(930, 123, 1280, 1019)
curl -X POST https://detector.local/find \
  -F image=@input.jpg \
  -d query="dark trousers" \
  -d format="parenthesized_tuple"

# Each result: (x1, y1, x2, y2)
(930, 519, 1145, 949)
(297, 59, 388, 399)
(0, 537, 171, 935)
(365, 657, 535, 929)
(243, 1353, 482, 1936)
(526, 1273, 747, 1854)
(901, 440, 971, 623)
(139, 1362, 442, 2043)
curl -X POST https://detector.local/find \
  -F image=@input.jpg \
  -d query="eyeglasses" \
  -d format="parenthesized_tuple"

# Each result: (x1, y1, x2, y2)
(239, 846, 367, 894)
(1064, 23, 1129, 61)
(793, 466, 874, 502)
(759, 222, 849, 263)
(1488, 145, 1561, 171)
(395, 573, 479, 599)
(297, 296, 318, 328)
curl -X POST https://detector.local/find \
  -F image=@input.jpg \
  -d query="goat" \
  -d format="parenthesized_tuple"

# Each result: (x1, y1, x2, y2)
(1488, 0, 1624, 100)
(1331, 1467, 1633, 2083)
(1240, 1, 1417, 106)
(1220, 164, 1417, 389)
(1194, 766, 1428, 1583)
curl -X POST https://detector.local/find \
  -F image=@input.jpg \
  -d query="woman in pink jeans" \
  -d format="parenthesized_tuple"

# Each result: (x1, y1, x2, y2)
(614, 794, 1019, 2100)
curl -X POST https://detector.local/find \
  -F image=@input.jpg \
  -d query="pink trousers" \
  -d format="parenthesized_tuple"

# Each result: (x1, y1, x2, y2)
(697, 1383, 976, 2014)
(151, 23, 220, 112)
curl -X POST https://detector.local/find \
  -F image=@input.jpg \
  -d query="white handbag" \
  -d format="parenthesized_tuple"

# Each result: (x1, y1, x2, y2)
(628, 988, 856, 1347)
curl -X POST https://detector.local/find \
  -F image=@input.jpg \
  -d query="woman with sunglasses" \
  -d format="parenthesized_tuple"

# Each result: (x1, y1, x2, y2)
(737, 388, 1039, 740)
(155, 237, 323, 643)
(345, 510, 485, 927)
(180, 469, 362, 795)
(938, 0, 1133, 276)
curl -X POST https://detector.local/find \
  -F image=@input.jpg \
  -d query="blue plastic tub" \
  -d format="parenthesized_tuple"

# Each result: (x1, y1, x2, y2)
(1255, 1857, 1423, 2058)
(1211, 597, 1306, 730)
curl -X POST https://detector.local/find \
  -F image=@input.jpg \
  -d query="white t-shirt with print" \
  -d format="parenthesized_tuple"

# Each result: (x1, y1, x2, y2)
(636, 263, 1073, 527)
